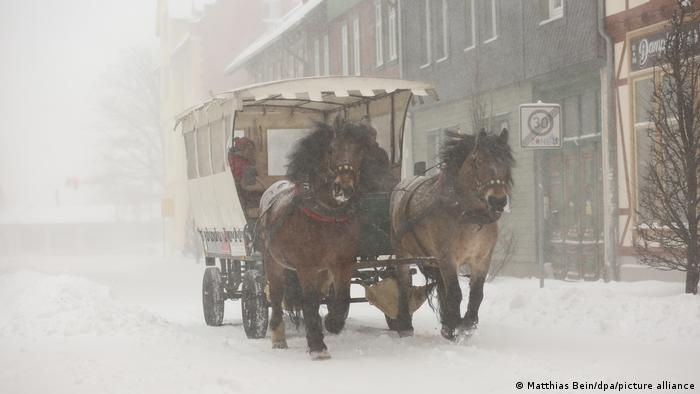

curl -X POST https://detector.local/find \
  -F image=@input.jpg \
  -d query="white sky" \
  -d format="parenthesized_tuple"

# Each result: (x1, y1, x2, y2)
(0, 0, 157, 207)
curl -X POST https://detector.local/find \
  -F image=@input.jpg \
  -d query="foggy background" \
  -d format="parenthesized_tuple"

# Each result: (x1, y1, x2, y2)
(0, 0, 159, 206)
(0, 0, 204, 255)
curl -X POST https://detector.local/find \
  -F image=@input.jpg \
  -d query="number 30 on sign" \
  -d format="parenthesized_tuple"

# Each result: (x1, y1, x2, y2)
(519, 102, 562, 149)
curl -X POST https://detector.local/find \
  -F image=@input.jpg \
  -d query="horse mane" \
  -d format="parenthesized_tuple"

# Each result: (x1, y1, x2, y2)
(439, 129, 515, 184)
(286, 119, 377, 185)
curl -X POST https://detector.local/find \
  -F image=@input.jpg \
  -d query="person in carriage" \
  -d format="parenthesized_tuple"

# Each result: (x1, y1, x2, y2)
(359, 116, 395, 193)
(228, 136, 266, 218)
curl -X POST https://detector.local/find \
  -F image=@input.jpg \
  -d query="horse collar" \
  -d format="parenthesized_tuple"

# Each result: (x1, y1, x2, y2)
(294, 182, 351, 225)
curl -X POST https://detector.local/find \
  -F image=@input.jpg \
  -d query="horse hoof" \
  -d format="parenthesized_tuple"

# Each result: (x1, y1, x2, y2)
(324, 316, 345, 334)
(397, 329, 414, 338)
(441, 326, 456, 341)
(272, 340, 288, 349)
(309, 349, 331, 360)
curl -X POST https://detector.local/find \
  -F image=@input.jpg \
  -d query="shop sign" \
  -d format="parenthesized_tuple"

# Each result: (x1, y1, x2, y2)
(630, 21, 700, 72)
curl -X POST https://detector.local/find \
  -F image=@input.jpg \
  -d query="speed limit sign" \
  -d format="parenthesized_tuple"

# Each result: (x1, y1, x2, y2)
(520, 102, 562, 149)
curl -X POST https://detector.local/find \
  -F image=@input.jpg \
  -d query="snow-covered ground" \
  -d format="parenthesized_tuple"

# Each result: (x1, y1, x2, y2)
(0, 251, 698, 394)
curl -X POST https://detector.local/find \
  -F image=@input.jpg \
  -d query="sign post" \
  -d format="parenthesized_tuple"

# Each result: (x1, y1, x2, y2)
(520, 102, 562, 288)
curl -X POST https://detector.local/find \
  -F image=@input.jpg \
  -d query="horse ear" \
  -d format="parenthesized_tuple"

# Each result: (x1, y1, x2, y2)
(499, 128, 509, 143)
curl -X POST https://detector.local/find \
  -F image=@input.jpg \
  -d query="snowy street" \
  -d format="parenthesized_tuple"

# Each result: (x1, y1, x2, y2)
(0, 251, 697, 394)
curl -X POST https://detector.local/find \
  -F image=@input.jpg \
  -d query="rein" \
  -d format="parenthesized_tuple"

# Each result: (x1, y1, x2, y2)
(436, 171, 502, 225)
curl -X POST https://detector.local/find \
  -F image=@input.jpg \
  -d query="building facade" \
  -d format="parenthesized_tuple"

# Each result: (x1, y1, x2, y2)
(157, 0, 696, 282)
(606, 0, 697, 281)
(401, 0, 608, 278)
(224, 0, 401, 83)
(156, 0, 296, 253)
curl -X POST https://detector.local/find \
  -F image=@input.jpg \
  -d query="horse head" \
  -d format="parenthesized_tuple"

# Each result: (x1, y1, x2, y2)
(327, 118, 373, 205)
(286, 118, 373, 208)
(441, 128, 514, 221)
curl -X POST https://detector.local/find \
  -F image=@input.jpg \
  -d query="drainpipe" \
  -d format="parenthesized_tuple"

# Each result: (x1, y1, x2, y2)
(397, 0, 413, 179)
(397, 0, 403, 79)
(597, 0, 619, 281)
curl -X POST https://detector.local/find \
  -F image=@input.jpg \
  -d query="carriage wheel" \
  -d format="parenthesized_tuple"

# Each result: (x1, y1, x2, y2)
(241, 270, 269, 339)
(202, 267, 225, 326)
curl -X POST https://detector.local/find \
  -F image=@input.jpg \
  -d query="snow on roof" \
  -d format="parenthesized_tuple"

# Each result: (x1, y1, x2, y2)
(224, 0, 325, 75)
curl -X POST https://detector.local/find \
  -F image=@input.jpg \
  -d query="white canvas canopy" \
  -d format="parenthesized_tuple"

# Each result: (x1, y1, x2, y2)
(176, 76, 437, 259)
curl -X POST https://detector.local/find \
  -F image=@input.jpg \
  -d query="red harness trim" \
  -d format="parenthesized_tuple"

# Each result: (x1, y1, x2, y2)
(294, 184, 349, 224)
(300, 206, 349, 224)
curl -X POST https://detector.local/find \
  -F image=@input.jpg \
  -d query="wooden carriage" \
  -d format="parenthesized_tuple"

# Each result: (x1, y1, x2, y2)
(175, 76, 438, 337)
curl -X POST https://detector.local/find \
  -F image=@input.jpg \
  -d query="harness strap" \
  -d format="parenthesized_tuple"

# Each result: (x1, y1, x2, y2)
(300, 206, 349, 224)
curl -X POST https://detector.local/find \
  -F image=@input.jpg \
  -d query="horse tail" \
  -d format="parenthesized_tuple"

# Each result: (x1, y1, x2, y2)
(282, 269, 303, 328)
(419, 265, 442, 319)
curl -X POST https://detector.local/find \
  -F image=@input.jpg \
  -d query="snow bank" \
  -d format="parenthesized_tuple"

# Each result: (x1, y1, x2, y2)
(483, 278, 700, 343)
(0, 270, 171, 338)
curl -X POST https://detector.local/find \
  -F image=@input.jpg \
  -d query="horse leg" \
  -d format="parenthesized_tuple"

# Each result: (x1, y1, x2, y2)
(437, 265, 462, 341)
(297, 269, 330, 360)
(394, 264, 414, 337)
(460, 272, 486, 335)
(324, 264, 352, 334)
(266, 258, 287, 349)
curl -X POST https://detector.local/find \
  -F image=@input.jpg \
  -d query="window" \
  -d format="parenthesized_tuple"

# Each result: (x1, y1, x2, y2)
(388, 4, 398, 61)
(296, 48, 304, 77)
(634, 78, 654, 126)
(323, 34, 330, 75)
(634, 77, 655, 216)
(210, 119, 226, 174)
(196, 125, 212, 177)
(421, 0, 432, 66)
(274, 62, 281, 80)
(375, 1, 383, 67)
(341, 24, 349, 75)
(465, 0, 475, 50)
(432, 0, 448, 61)
(185, 131, 197, 179)
(426, 129, 445, 174)
(549, 0, 563, 19)
(314, 39, 321, 76)
(581, 90, 599, 136)
(426, 127, 456, 174)
(353, 17, 361, 75)
(563, 95, 580, 138)
(267, 129, 312, 175)
(288, 53, 295, 78)
(481, 0, 497, 43)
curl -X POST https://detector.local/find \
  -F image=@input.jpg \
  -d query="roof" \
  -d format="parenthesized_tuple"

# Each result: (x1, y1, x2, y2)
(224, 0, 325, 75)
(175, 76, 439, 123)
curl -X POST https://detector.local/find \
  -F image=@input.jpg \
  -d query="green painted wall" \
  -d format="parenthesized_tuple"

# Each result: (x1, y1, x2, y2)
(327, 0, 363, 20)
(410, 82, 537, 276)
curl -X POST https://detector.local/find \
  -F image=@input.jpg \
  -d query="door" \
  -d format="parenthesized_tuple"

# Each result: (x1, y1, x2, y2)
(544, 138, 604, 280)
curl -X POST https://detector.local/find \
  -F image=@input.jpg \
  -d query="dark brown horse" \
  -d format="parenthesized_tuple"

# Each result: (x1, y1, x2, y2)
(257, 119, 376, 360)
(390, 129, 513, 341)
